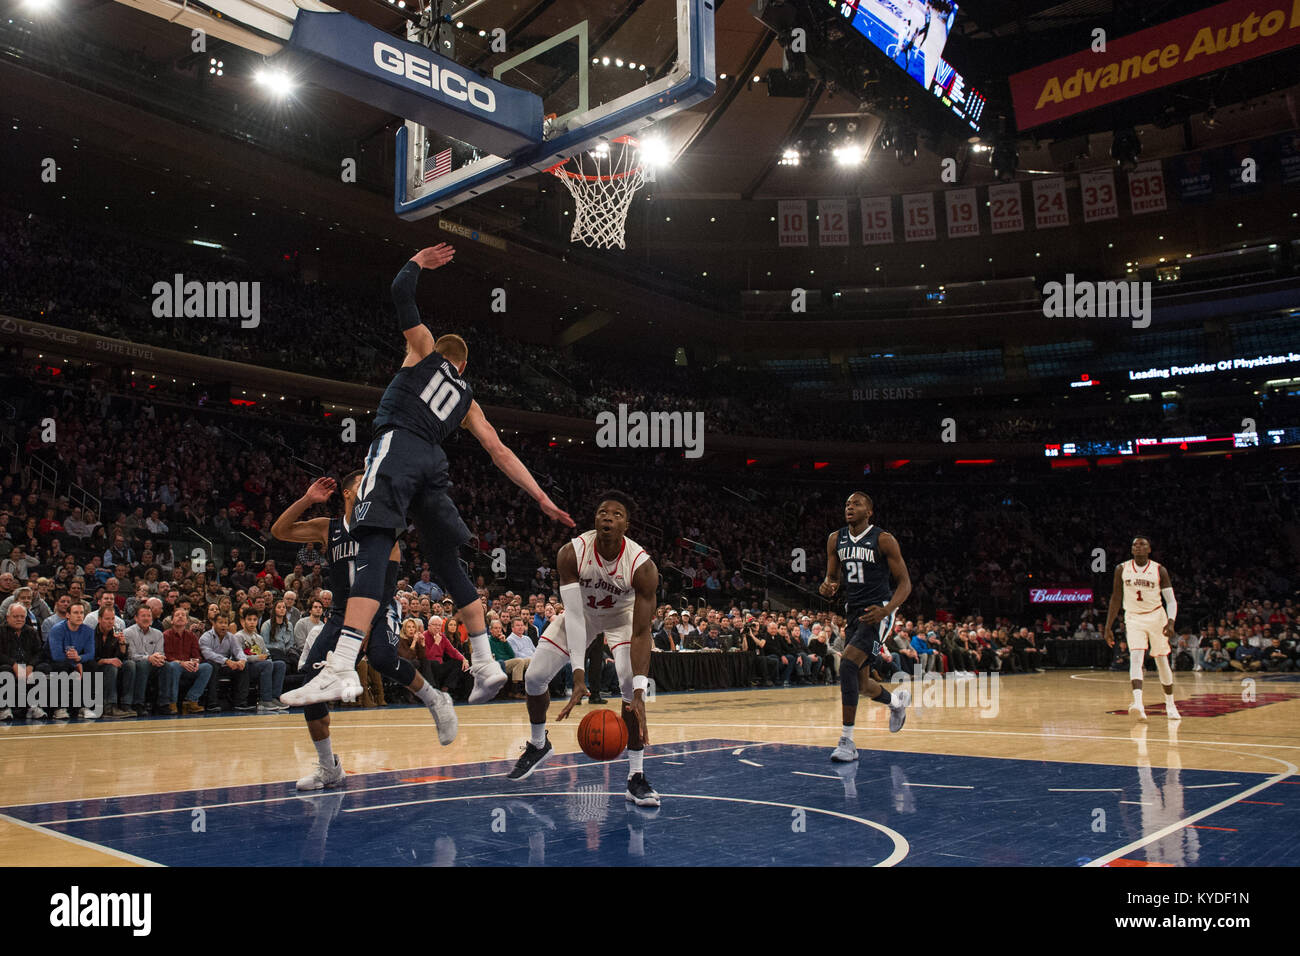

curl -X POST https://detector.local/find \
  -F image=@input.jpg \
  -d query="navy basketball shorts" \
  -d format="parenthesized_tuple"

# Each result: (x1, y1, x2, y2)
(351, 427, 461, 539)
(303, 602, 400, 671)
(846, 603, 898, 664)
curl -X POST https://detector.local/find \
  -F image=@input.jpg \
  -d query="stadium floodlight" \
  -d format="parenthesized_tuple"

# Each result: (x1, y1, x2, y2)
(21, 0, 58, 12)
(254, 67, 296, 98)
(639, 137, 670, 167)
(779, 148, 800, 167)
(833, 144, 864, 167)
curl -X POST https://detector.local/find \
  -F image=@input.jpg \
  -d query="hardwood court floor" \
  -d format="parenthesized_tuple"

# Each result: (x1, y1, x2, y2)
(2, 670, 1297, 866)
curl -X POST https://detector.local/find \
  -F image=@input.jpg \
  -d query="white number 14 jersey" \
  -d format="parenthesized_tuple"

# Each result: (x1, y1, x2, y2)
(572, 530, 651, 641)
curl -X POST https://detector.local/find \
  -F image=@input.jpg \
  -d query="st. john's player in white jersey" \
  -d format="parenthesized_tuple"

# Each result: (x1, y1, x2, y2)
(507, 492, 661, 807)
(1104, 535, 1182, 721)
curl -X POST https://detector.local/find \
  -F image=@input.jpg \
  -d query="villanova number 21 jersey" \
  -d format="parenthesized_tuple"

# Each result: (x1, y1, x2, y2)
(837, 524, 893, 613)
(373, 353, 474, 447)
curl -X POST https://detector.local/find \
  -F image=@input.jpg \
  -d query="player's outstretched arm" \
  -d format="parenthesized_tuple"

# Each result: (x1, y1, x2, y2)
(461, 401, 575, 527)
(554, 543, 588, 721)
(392, 244, 455, 367)
(1103, 565, 1124, 644)
(269, 477, 333, 548)
(818, 530, 840, 597)
(628, 559, 659, 745)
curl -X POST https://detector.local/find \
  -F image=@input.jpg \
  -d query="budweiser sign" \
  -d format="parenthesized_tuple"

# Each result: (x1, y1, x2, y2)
(1029, 587, 1094, 604)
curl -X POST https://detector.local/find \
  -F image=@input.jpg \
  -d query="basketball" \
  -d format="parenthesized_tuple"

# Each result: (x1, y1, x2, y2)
(578, 709, 628, 761)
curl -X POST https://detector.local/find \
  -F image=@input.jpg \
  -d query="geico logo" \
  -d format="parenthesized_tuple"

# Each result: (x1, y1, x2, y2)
(373, 42, 497, 113)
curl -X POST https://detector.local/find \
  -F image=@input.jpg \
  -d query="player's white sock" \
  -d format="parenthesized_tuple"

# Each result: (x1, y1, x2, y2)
(470, 632, 490, 661)
(842, 724, 855, 743)
(313, 736, 333, 768)
(1132, 688, 1142, 705)
(530, 722, 546, 748)
(413, 682, 439, 706)
(627, 748, 644, 779)
(334, 632, 363, 670)
(1164, 692, 1176, 705)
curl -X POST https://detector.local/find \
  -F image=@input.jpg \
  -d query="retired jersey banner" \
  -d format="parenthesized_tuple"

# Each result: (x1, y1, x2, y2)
(944, 188, 981, 239)
(1081, 169, 1119, 222)
(1127, 161, 1168, 214)
(817, 199, 850, 246)
(902, 193, 937, 242)
(860, 196, 895, 245)
(1032, 177, 1069, 229)
(1010, 0, 1300, 129)
(777, 200, 808, 247)
(987, 182, 1025, 234)
(1168, 150, 1218, 201)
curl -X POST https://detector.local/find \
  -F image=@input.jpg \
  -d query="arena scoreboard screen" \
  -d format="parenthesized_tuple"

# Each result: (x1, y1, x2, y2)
(835, 0, 987, 132)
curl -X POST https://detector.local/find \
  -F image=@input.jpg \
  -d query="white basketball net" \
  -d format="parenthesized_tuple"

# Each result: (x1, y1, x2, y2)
(548, 136, 644, 250)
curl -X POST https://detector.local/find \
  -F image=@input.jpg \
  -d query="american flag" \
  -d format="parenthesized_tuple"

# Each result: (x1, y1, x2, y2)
(423, 147, 453, 182)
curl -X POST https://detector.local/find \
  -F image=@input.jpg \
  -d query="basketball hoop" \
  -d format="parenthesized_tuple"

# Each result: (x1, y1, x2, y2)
(546, 135, 645, 250)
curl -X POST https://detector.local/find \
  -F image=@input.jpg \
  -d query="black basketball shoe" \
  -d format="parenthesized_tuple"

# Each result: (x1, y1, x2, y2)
(626, 772, 661, 807)
(507, 734, 553, 781)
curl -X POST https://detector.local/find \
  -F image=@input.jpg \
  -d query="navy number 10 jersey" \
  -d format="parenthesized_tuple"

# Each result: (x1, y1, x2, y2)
(836, 524, 893, 613)
(373, 353, 474, 448)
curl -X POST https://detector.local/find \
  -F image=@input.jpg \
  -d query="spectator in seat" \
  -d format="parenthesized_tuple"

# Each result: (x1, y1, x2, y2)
(808, 623, 835, 683)
(201, 611, 253, 710)
(125, 604, 171, 715)
(1264, 637, 1295, 672)
(163, 608, 213, 715)
(282, 590, 301, 628)
(765, 621, 798, 687)
(104, 531, 134, 569)
(234, 607, 287, 713)
(260, 599, 297, 675)
(1202, 639, 1231, 672)
(256, 559, 284, 591)
(41, 593, 71, 640)
(2, 546, 37, 579)
(294, 599, 324, 658)
(489, 618, 530, 700)
(91, 610, 137, 718)
(47, 598, 96, 719)
(1231, 640, 1263, 672)
(229, 560, 255, 593)
(1, 602, 48, 720)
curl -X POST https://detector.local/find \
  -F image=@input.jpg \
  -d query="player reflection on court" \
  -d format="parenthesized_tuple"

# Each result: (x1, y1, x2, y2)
(298, 791, 344, 866)
(890, 764, 917, 814)
(499, 763, 659, 864)
(1127, 722, 1198, 866)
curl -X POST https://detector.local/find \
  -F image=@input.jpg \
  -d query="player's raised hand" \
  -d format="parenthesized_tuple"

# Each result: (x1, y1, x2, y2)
(410, 244, 455, 270)
(304, 476, 336, 504)
(539, 497, 575, 527)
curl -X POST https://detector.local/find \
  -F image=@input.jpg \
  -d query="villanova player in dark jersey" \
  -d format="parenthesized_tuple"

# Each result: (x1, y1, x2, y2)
(290, 244, 574, 713)
(819, 492, 913, 762)
(273, 472, 457, 790)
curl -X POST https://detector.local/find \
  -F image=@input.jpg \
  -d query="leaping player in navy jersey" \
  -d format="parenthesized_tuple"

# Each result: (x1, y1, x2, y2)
(282, 244, 574, 715)
(819, 492, 912, 762)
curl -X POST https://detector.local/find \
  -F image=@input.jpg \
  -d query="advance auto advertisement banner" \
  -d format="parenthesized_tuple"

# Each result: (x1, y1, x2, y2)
(1010, 0, 1300, 129)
